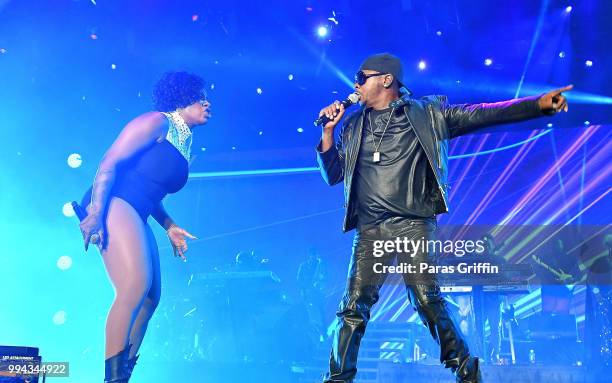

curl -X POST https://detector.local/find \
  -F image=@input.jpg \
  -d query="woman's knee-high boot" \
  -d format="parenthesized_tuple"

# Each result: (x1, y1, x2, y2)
(104, 345, 131, 383)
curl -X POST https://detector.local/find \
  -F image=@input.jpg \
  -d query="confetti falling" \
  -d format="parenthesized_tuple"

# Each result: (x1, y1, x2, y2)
(328, 11, 339, 25)
(192, 14, 199, 22)
(258, 131, 263, 135)
(288, 74, 294, 81)
(111, 63, 117, 70)
(0, 48, 7, 54)
(297, 127, 304, 133)
(90, 34, 98, 40)
(256, 88, 263, 95)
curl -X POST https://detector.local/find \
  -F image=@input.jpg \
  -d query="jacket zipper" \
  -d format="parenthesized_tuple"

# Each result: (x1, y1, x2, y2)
(428, 105, 443, 167)
(403, 107, 449, 212)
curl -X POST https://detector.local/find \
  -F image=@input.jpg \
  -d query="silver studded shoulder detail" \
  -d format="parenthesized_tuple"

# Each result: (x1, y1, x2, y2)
(162, 111, 192, 162)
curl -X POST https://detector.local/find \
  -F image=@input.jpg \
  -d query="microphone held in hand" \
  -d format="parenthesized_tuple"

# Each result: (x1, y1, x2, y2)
(72, 201, 100, 244)
(314, 93, 360, 126)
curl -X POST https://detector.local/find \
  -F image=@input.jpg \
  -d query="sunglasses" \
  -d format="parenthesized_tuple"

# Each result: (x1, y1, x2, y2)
(354, 70, 387, 86)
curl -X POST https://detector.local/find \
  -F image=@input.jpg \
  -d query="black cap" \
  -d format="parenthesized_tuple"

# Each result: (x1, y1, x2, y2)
(359, 53, 410, 94)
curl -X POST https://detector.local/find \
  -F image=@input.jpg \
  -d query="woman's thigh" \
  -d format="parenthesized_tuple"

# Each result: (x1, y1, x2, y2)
(102, 197, 153, 297)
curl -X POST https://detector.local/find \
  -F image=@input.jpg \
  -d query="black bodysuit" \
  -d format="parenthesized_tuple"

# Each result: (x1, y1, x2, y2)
(82, 113, 191, 221)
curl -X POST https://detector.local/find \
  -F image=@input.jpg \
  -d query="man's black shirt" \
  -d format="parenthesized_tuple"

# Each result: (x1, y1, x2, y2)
(353, 106, 436, 228)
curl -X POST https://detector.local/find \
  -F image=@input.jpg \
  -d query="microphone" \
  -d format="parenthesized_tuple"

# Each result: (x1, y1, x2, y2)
(314, 93, 360, 126)
(72, 201, 100, 244)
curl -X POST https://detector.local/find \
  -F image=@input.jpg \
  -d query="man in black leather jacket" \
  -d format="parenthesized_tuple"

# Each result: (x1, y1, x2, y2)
(316, 53, 572, 383)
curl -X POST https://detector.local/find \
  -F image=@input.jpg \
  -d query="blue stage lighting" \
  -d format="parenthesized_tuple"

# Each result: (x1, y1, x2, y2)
(418, 60, 427, 70)
(565, 5, 573, 13)
(559, 51, 566, 58)
(189, 166, 320, 179)
(57, 255, 73, 271)
(67, 153, 82, 168)
(484, 58, 493, 66)
(585, 60, 593, 67)
(53, 310, 67, 325)
(317, 25, 329, 38)
(62, 202, 75, 217)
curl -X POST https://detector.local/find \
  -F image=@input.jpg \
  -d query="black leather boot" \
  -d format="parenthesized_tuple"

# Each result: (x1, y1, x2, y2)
(104, 345, 131, 383)
(455, 356, 482, 383)
(127, 353, 139, 378)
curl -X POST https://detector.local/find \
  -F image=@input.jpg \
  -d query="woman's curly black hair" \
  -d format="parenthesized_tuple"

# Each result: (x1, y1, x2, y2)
(152, 71, 205, 112)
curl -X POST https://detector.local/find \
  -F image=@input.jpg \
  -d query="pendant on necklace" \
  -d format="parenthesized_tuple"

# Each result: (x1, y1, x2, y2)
(373, 151, 381, 163)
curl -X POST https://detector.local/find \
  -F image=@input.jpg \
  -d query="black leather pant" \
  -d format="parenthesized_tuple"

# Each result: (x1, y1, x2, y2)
(324, 217, 471, 383)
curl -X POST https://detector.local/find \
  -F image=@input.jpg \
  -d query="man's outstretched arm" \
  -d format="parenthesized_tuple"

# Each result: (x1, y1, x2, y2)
(444, 85, 573, 138)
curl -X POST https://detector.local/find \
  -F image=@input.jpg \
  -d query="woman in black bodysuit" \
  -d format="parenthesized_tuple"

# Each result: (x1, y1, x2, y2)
(79, 71, 211, 383)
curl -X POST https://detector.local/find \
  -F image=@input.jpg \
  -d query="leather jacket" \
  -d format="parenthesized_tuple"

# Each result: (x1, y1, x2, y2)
(317, 94, 545, 232)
